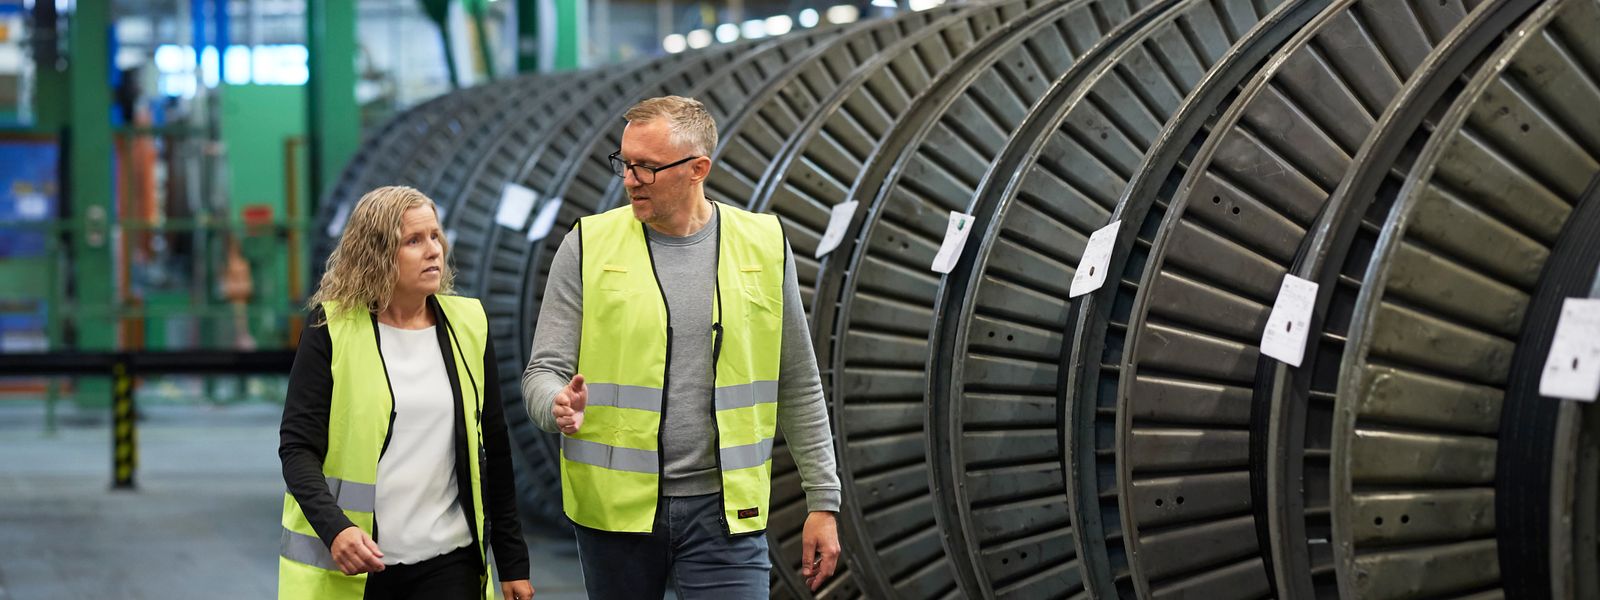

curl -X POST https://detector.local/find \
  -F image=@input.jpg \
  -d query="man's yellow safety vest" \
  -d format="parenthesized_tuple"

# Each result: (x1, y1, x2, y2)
(564, 202, 786, 535)
(277, 295, 492, 598)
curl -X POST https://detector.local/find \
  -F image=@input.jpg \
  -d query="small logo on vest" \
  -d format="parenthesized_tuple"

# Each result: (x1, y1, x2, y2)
(737, 507, 760, 519)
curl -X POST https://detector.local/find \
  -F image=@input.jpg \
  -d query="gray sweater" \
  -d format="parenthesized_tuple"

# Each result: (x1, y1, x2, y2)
(521, 207, 842, 513)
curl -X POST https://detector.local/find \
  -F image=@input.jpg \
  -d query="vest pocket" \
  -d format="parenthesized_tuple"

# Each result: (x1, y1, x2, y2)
(596, 265, 633, 292)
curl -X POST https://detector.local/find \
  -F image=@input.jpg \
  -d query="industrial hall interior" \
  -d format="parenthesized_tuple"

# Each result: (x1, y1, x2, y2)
(2, 0, 1598, 598)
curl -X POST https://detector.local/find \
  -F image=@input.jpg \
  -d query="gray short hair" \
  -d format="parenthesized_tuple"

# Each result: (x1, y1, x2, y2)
(623, 96, 718, 157)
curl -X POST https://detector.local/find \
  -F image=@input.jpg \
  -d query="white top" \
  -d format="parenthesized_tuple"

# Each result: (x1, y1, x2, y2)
(374, 323, 474, 565)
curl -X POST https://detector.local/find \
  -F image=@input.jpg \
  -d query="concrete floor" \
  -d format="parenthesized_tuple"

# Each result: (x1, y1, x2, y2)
(0, 401, 591, 600)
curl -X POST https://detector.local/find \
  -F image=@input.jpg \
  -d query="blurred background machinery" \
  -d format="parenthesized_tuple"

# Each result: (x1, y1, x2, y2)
(3, 0, 1598, 599)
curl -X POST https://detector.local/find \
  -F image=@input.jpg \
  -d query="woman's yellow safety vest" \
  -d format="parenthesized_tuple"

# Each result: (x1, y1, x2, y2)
(277, 295, 492, 599)
(565, 202, 785, 535)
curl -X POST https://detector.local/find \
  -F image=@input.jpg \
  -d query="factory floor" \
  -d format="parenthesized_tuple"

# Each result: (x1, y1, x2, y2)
(0, 400, 591, 600)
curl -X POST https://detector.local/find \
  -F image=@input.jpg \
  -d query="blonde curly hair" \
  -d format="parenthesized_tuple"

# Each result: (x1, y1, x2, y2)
(308, 186, 455, 323)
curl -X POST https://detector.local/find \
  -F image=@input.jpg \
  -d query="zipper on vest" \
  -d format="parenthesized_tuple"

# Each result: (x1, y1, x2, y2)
(708, 208, 731, 536)
(642, 224, 672, 533)
(710, 321, 728, 535)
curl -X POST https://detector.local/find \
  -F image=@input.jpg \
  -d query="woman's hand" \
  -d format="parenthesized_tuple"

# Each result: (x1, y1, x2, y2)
(330, 526, 385, 575)
(502, 579, 535, 600)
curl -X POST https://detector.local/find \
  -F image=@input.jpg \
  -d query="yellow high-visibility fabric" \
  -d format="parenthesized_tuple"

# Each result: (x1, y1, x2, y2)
(278, 296, 491, 599)
(568, 203, 785, 534)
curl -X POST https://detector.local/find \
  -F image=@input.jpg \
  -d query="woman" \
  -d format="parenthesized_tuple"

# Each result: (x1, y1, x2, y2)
(278, 186, 535, 600)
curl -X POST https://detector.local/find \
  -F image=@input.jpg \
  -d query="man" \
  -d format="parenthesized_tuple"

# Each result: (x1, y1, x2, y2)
(522, 95, 842, 599)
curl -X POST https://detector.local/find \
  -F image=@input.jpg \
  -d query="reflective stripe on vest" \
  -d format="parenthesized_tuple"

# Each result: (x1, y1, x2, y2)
(585, 382, 665, 412)
(719, 437, 775, 471)
(277, 296, 493, 599)
(280, 528, 339, 572)
(713, 380, 779, 412)
(561, 436, 661, 473)
(568, 202, 786, 534)
(323, 476, 376, 512)
(275, 473, 380, 569)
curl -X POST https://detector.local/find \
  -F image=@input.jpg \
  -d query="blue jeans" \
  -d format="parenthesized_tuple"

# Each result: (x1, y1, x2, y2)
(573, 493, 771, 599)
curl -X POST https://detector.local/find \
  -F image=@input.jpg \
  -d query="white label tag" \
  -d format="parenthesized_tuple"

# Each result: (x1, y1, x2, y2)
(1070, 220, 1120, 298)
(526, 197, 564, 242)
(1540, 298, 1600, 402)
(1260, 274, 1319, 367)
(930, 211, 974, 274)
(495, 183, 538, 230)
(326, 202, 351, 237)
(814, 200, 859, 259)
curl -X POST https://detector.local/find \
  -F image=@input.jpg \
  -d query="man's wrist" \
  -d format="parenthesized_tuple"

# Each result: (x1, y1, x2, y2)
(805, 489, 842, 513)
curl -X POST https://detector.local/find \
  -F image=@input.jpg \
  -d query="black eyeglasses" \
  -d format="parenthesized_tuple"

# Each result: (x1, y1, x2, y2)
(607, 151, 700, 185)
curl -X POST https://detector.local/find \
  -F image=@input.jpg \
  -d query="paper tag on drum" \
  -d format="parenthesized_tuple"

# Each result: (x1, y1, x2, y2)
(930, 211, 974, 274)
(1069, 220, 1119, 298)
(815, 200, 858, 259)
(526, 197, 564, 243)
(496, 183, 538, 230)
(1260, 274, 1318, 368)
(326, 202, 351, 237)
(1540, 298, 1600, 402)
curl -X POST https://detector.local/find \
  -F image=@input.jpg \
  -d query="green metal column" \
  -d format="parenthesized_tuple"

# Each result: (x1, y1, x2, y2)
(516, 0, 538, 72)
(515, 0, 583, 72)
(68, 3, 115, 342)
(553, 0, 582, 70)
(306, 0, 359, 204)
(67, 0, 114, 408)
(30, 1, 66, 129)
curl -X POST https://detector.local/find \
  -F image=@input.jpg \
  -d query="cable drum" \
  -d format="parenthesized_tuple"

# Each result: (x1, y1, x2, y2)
(931, 1, 1332, 597)
(304, 1, 1600, 596)
(1330, 0, 1599, 597)
(797, 2, 1169, 596)
(1102, 0, 1539, 597)
(747, 0, 1168, 595)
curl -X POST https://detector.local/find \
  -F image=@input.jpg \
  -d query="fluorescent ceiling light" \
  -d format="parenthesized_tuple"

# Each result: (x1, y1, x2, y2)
(687, 29, 713, 49)
(663, 34, 687, 53)
(765, 15, 793, 36)
(741, 20, 767, 39)
(825, 5, 860, 24)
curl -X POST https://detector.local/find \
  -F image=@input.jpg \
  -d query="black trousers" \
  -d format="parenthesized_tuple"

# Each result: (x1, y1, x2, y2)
(363, 544, 481, 600)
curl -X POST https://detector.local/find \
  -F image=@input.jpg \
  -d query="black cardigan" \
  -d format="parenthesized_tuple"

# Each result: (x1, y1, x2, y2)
(279, 297, 529, 580)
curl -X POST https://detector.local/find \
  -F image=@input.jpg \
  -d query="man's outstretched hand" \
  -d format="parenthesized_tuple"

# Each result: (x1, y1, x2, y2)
(552, 374, 587, 435)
